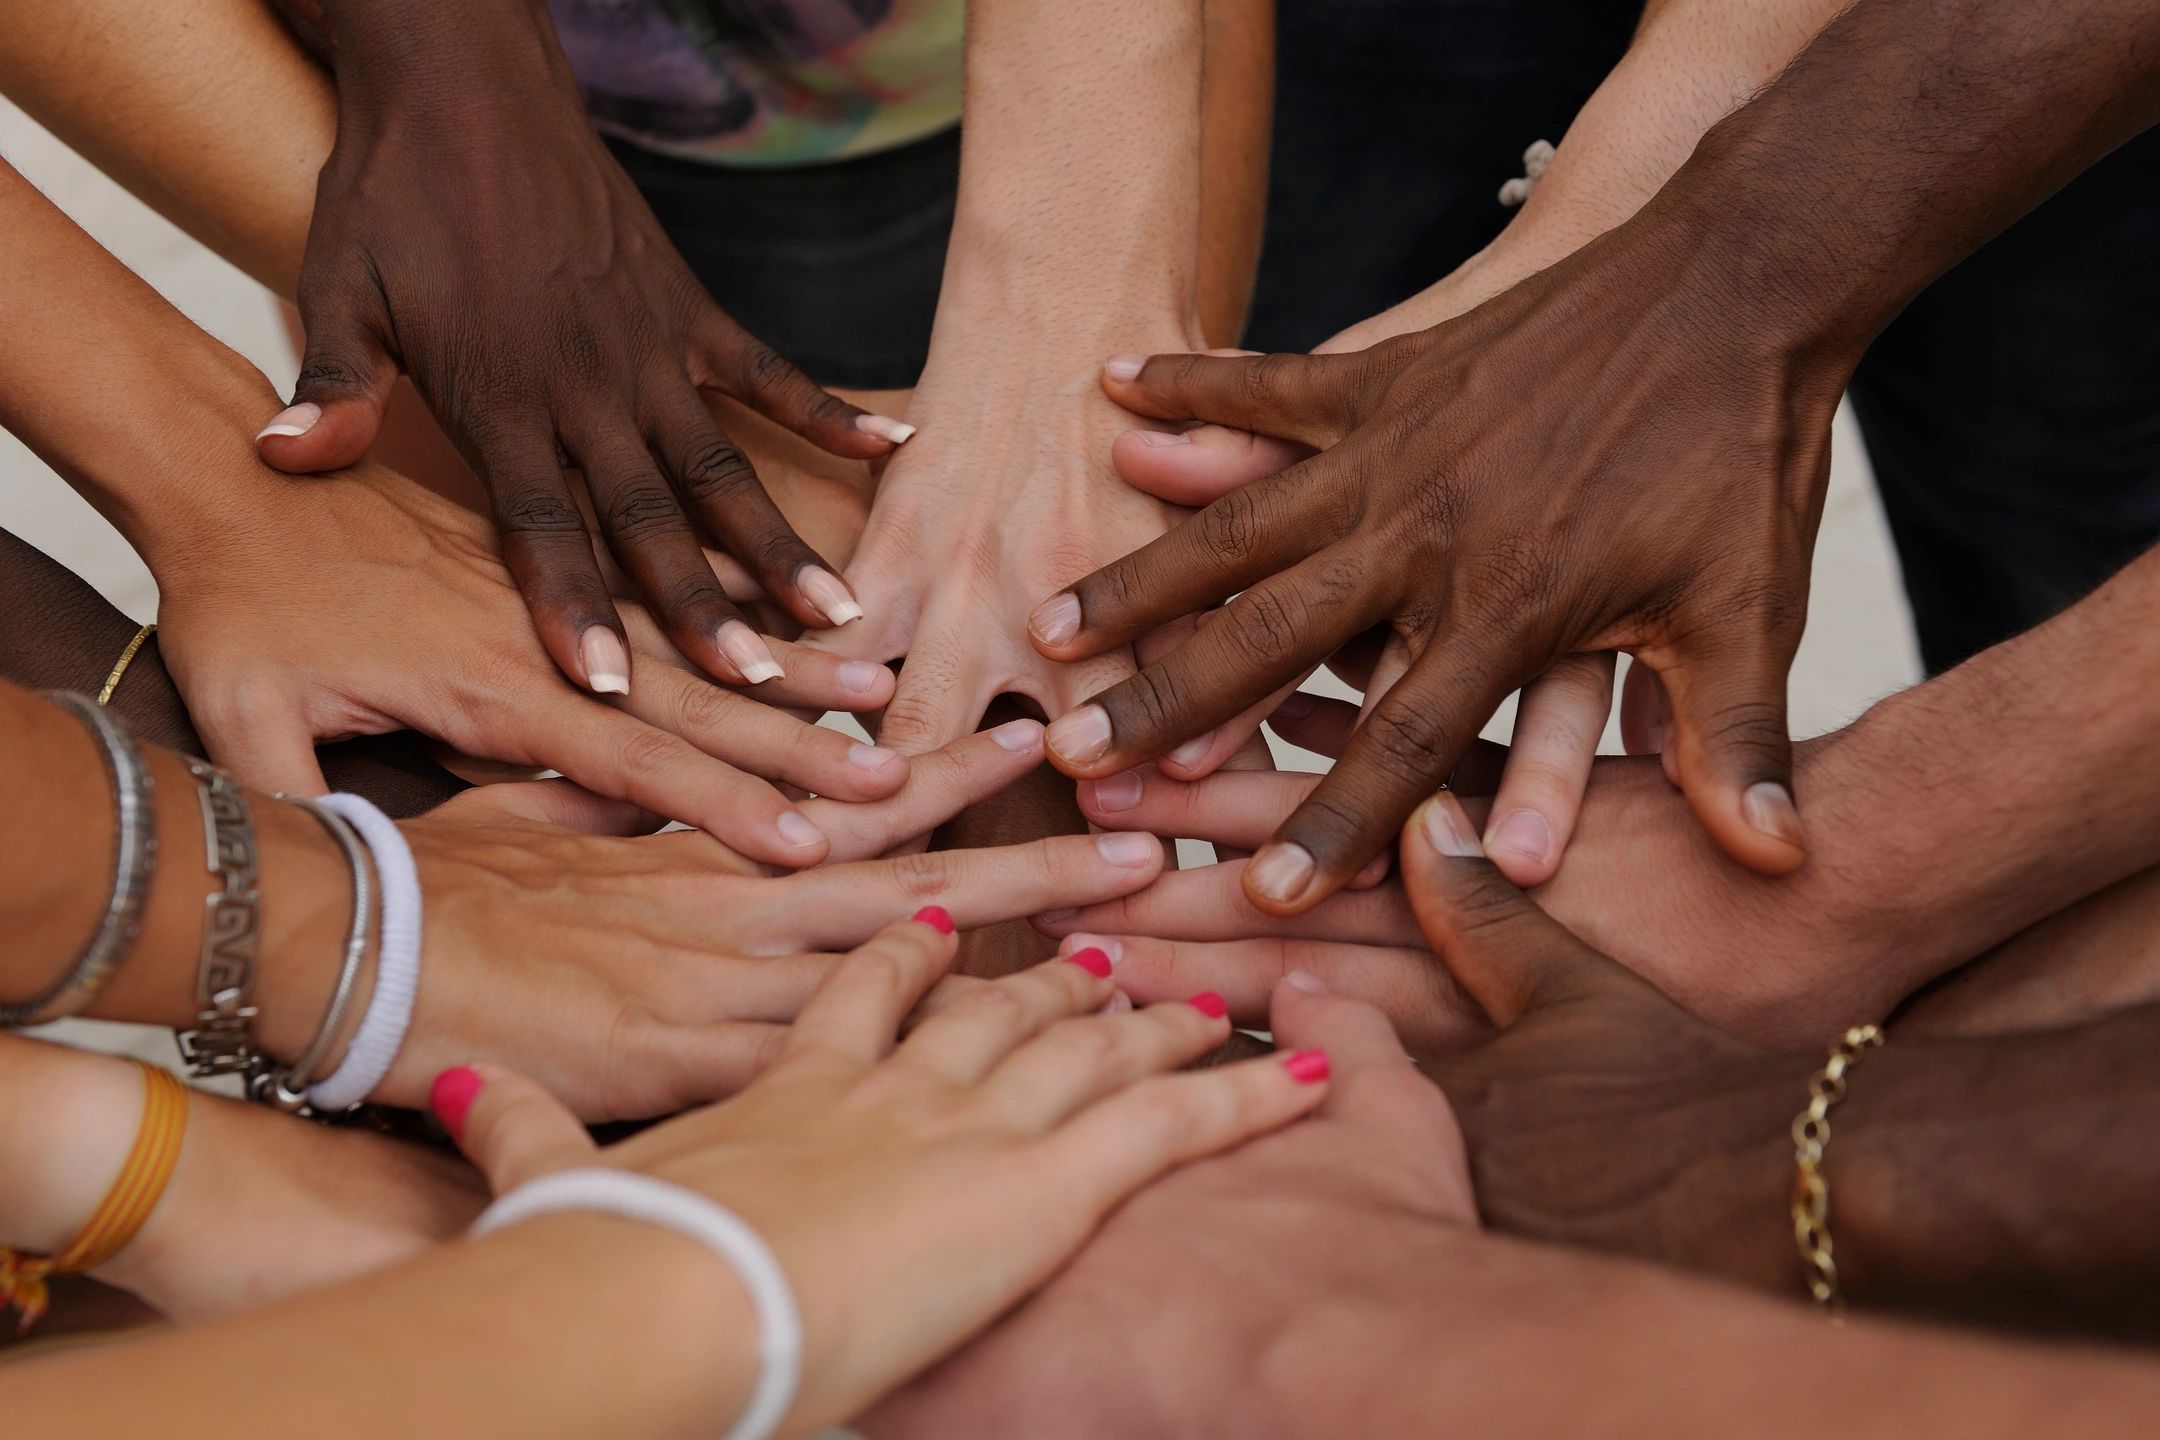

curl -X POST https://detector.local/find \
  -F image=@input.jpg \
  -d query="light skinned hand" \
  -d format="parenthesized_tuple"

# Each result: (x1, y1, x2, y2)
(437, 913, 1331, 1436)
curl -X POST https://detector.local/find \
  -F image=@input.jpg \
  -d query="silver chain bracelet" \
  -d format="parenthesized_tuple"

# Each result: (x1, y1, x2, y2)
(250, 796, 374, 1114)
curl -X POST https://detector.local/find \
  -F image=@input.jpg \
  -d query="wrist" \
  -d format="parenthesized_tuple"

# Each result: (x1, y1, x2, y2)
(0, 1039, 144, 1256)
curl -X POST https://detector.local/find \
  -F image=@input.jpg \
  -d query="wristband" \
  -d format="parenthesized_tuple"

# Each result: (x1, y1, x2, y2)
(473, 1169, 801, 1440)
(306, 794, 420, 1112)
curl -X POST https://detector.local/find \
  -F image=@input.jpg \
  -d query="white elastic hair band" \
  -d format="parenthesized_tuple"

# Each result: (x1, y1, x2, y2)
(307, 793, 421, 1112)
(472, 1169, 802, 1440)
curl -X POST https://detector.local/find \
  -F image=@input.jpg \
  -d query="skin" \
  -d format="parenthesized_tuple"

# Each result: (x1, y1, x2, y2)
(1030, 0, 2160, 915)
(1, 924, 1337, 1439)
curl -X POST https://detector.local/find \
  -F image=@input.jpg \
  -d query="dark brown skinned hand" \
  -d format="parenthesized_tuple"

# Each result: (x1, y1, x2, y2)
(257, 0, 912, 694)
(1031, 214, 1850, 914)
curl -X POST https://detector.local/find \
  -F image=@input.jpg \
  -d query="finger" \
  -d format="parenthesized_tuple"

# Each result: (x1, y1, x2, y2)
(1076, 767, 1316, 849)
(191, 691, 330, 797)
(629, 664, 905, 803)
(1618, 655, 1672, 761)
(262, 270, 398, 473)
(898, 953, 1119, 1084)
(433, 777, 659, 835)
(1155, 669, 1313, 783)
(1109, 424, 1311, 507)
(1035, 861, 1423, 948)
(782, 910, 958, 1066)
(753, 640, 896, 713)
(481, 423, 632, 697)
(698, 315, 904, 460)
(432, 1064, 595, 1194)
(1264, 690, 1360, 759)
(1480, 653, 1614, 886)
(877, 633, 990, 756)
(1400, 792, 1630, 1028)
(1045, 550, 1383, 777)
(1250, 633, 1516, 914)
(801, 718, 1045, 862)
(1656, 623, 1806, 875)
(764, 831, 1165, 951)
(986, 993, 1236, 1129)
(634, 1021, 791, 1109)
(1099, 348, 1373, 445)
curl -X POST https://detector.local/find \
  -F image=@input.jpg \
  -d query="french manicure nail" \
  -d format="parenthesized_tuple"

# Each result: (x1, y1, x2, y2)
(718, 621, 785, 685)
(254, 401, 322, 441)
(1065, 947, 1114, 977)
(797, 567, 864, 626)
(429, 1066, 483, 1141)
(848, 743, 900, 774)
(1284, 970, 1329, 995)
(1082, 771, 1143, 813)
(1188, 991, 1228, 1018)
(1245, 843, 1316, 905)
(1485, 809, 1550, 864)
(913, 904, 955, 935)
(1743, 781, 1805, 850)
(856, 413, 918, 445)
(579, 625, 630, 695)
(1164, 734, 1213, 770)
(1095, 831, 1156, 867)
(1421, 797, 1483, 859)
(776, 809, 824, 849)
(1047, 704, 1113, 765)
(838, 661, 887, 696)
(1283, 1049, 1331, 1084)
(1135, 429, 1191, 447)
(1030, 593, 1082, 648)
(1103, 355, 1146, 382)
(990, 718, 1043, 753)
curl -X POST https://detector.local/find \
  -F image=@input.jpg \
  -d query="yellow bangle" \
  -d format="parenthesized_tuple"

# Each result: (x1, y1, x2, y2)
(95, 622, 158, 708)
(0, 1061, 189, 1333)
(1791, 1023, 1883, 1316)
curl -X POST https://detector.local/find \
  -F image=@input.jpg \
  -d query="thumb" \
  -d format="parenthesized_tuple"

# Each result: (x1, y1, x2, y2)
(259, 273, 398, 473)
(192, 695, 330, 798)
(1400, 793, 1623, 1028)
(1099, 348, 1373, 448)
(430, 1064, 596, 1195)
(1109, 423, 1312, 507)
(1655, 629, 1805, 876)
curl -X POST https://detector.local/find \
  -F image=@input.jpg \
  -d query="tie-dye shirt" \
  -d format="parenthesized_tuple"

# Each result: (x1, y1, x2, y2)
(547, 0, 963, 168)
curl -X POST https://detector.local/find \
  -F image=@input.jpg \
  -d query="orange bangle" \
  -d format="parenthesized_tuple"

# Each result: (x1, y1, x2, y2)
(0, 1061, 189, 1333)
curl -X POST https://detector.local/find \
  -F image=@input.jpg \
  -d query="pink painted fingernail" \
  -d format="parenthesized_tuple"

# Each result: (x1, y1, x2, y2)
(429, 1066, 483, 1141)
(1283, 1049, 1331, 1084)
(1066, 947, 1114, 977)
(1164, 733, 1213, 770)
(838, 661, 888, 696)
(856, 413, 917, 445)
(913, 905, 955, 935)
(579, 626, 630, 696)
(1245, 842, 1315, 904)
(1485, 809, 1550, 865)
(776, 809, 824, 849)
(797, 567, 864, 626)
(990, 718, 1043, 753)
(1135, 429, 1190, 447)
(1743, 782, 1805, 850)
(1094, 831, 1156, 867)
(1103, 355, 1146, 382)
(718, 621, 784, 685)
(1047, 704, 1113, 765)
(1421, 796, 1483, 859)
(848, 743, 901, 774)
(1030, 593, 1082, 647)
(1188, 991, 1228, 1019)
(254, 401, 321, 441)
(1060, 935, 1123, 965)
(1081, 771, 1143, 813)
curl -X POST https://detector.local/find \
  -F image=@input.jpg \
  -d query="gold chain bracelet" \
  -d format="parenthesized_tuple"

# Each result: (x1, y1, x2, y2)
(96, 622, 157, 707)
(1791, 1022, 1883, 1315)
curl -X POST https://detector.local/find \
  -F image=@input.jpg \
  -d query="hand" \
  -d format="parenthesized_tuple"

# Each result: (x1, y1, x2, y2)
(440, 915, 1332, 1436)
(154, 460, 903, 866)
(255, 0, 914, 689)
(864, 974, 1470, 1439)
(1032, 210, 1851, 912)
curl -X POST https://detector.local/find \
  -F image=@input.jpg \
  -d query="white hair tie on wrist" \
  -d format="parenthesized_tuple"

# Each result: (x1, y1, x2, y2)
(473, 1169, 802, 1440)
(307, 793, 422, 1112)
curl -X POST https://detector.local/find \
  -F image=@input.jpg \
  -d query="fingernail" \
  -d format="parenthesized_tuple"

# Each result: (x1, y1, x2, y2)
(1485, 809, 1550, 864)
(848, 743, 901, 774)
(1047, 704, 1113, 765)
(856, 413, 918, 445)
(1245, 842, 1316, 904)
(1283, 1049, 1331, 1084)
(1030, 593, 1083, 648)
(1284, 969, 1329, 995)
(718, 621, 785, 685)
(1065, 947, 1114, 978)
(579, 626, 630, 695)
(1036, 908, 1078, 927)
(1061, 934, 1123, 965)
(913, 904, 955, 935)
(838, 661, 888, 696)
(428, 1066, 483, 1141)
(1164, 734, 1213, 771)
(1743, 781, 1804, 850)
(254, 401, 321, 441)
(1349, 851, 1391, 888)
(1102, 991, 1135, 1016)
(1421, 796, 1483, 858)
(1095, 831, 1156, 867)
(797, 567, 864, 626)
(990, 718, 1043, 753)
(1081, 771, 1143, 813)
(1103, 355, 1146, 382)
(776, 809, 824, 849)
(1273, 690, 1317, 721)
(1135, 429, 1190, 447)
(1188, 991, 1228, 1018)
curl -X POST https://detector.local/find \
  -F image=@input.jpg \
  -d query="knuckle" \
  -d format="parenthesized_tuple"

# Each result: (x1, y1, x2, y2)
(1045, 1016, 1122, 1069)
(679, 438, 758, 504)
(1221, 585, 1305, 671)
(1356, 700, 1447, 786)
(601, 481, 690, 539)
(1200, 487, 1265, 567)
(670, 679, 745, 736)
(614, 723, 689, 782)
(955, 981, 1031, 1030)
(1118, 664, 1193, 739)
(497, 486, 588, 536)
(739, 345, 799, 395)
(885, 849, 962, 903)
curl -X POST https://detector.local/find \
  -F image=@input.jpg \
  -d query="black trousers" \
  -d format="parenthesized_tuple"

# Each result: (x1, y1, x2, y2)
(618, 1, 2160, 673)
